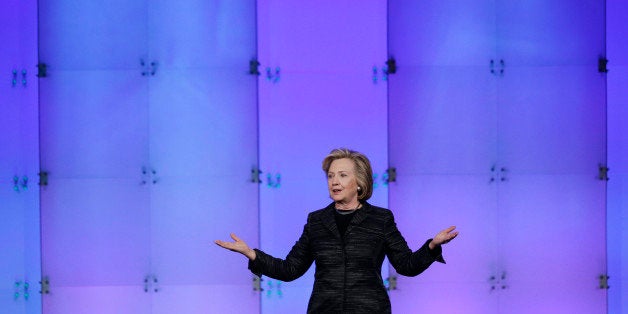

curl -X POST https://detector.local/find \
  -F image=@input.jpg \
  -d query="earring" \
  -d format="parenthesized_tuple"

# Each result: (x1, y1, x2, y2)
(357, 187, 361, 191)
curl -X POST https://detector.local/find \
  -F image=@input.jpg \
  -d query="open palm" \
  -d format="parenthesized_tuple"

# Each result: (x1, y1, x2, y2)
(215, 233, 256, 260)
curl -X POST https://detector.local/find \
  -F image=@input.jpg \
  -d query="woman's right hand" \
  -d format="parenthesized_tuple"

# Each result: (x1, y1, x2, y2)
(215, 233, 257, 260)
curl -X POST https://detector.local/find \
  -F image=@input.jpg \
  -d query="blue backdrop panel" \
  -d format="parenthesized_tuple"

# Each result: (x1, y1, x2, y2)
(148, 0, 256, 69)
(607, 0, 628, 311)
(496, 0, 605, 66)
(388, 0, 496, 67)
(497, 175, 606, 312)
(0, 0, 40, 313)
(37, 0, 148, 70)
(497, 66, 606, 174)
(39, 71, 149, 179)
(388, 67, 498, 175)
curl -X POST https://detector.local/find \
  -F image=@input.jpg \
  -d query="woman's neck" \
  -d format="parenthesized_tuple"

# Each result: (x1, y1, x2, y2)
(335, 200, 361, 211)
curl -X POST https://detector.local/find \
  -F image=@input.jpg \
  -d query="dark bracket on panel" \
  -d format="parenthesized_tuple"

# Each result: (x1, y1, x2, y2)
(598, 57, 608, 73)
(36, 63, 47, 78)
(38, 171, 49, 186)
(249, 58, 260, 75)
(386, 57, 397, 74)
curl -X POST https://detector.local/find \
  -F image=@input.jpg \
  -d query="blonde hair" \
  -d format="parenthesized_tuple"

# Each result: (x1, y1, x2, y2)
(322, 148, 373, 201)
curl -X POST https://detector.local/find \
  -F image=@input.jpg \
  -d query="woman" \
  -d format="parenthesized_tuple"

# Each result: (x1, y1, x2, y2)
(215, 148, 458, 313)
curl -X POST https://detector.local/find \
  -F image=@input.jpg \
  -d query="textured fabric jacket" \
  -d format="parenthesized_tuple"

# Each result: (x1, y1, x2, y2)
(249, 202, 445, 313)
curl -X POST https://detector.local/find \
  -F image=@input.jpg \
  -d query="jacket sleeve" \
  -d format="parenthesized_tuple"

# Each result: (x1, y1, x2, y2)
(384, 211, 446, 277)
(248, 215, 314, 282)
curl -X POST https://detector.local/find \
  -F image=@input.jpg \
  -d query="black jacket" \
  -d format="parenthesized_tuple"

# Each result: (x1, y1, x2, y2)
(249, 202, 445, 313)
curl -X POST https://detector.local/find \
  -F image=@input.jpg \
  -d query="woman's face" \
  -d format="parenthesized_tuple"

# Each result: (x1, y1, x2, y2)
(327, 158, 359, 205)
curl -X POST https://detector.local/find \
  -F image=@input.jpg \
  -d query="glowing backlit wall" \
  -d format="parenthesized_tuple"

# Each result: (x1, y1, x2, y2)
(0, 1, 41, 313)
(37, 1, 259, 313)
(388, 1, 608, 313)
(607, 0, 628, 312)
(1, 0, 627, 313)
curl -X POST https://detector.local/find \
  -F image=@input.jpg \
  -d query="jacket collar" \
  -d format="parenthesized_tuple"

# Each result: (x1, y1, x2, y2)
(320, 201, 371, 239)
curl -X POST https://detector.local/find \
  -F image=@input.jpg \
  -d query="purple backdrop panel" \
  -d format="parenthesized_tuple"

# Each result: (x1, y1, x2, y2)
(0, 88, 39, 186)
(608, 66, 628, 174)
(607, 64, 628, 313)
(151, 285, 259, 314)
(388, 0, 496, 67)
(497, 66, 606, 175)
(497, 175, 606, 312)
(43, 286, 150, 314)
(605, 1, 628, 313)
(148, 0, 256, 69)
(257, 0, 386, 71)
(607, 0, 628, 65)
(607, 175, 628, 313)
(0, 1, 19, 62)
(150, 180, 259, 285)
(0, 189, 27, 303)
(148, 69, 257, 178)
(261, 285, 313, 314)
(496, 0, 605, 66)
(0, 1, 40, 313)
(22, 182, 42, 314)
(389, 174, 498, 283)
(258, 72, 388, 179)
(0, 96, 22, 174)
(498, 282, 606, 314)
(0, 0, 38, 66)
(388, 67, 497, 175)
(39, 70, 149, 179)
(391, 282, 497, 313)
(38, 0, 148, 70)
(40, 178, 151, 286)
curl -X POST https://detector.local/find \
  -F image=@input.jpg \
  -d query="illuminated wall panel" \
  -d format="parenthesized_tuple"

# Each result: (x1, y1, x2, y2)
(38, 71, 149, 178)
(607, 0, 628, 312)
(146, 1, 258, 312)
(494, 1, 607, 311)
(38, 0, 258, 313)
(0, 0, 41, 313)
(257, 1, 388, 312)
(497, 67, 606, 174)
(389, 0, 607, 312)
(37, 0, 148, 70)
(388, 68, 497, 175)
(388, 1, 498, 312)
(495, 1, 604, 66)
(39, 70, 151, 314)
(497, 176, 606, 312)
(387, 0, 496, 67)
(40, 287, 149, 314)
(389, 175, 498, 313)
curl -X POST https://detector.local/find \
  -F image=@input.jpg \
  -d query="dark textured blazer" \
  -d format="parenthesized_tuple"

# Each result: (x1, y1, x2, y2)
(249, 202, 445, 313)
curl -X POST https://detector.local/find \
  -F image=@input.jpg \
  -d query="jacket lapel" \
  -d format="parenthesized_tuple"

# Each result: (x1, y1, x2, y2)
(345, 202, 369, 236)
(320, 204, 341, 239)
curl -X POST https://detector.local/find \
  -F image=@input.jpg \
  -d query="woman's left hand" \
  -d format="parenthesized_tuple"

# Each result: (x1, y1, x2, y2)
(429, 226, 459, 250)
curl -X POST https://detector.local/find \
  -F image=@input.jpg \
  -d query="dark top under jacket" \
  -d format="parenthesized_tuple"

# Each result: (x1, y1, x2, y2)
(248, 201, 445, 313)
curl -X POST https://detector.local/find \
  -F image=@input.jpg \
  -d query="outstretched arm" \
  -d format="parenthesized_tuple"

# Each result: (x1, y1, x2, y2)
(215, 219, 314, 282)
(386, 213, 459, 276)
